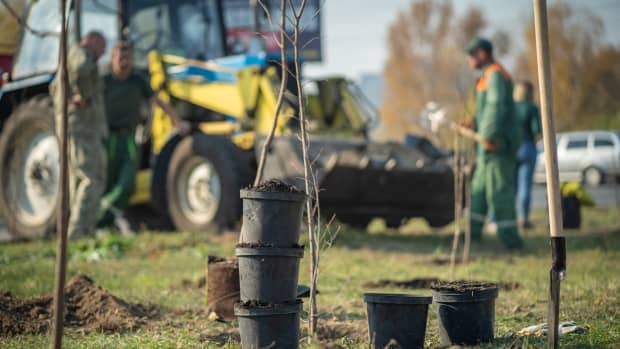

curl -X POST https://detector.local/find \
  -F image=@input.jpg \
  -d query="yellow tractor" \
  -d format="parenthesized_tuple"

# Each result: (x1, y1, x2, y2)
(0, 0, 454, 239)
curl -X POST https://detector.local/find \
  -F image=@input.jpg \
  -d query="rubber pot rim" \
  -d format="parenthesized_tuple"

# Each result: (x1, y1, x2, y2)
(240, 189, 306, 202)
(364, 293, 432, 305)
(432, 287, 499, 303)
(235, 247, 304, 258)
(234, 300, 303, 316)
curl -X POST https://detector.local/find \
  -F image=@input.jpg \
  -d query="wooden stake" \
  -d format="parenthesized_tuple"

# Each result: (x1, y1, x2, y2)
(52, 0, 70, 348)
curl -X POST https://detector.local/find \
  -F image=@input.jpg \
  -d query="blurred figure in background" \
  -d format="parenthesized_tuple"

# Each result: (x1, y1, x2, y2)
(463, 37, 523, 249)
(99, 41, 189, 233)
(514, 81, 541, 229)
(50, 31, 107, 239)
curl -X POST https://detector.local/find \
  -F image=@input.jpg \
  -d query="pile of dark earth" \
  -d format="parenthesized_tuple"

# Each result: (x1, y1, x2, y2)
(364, 278, 519, 291)
(249, 179, 302, 193)
(0, 274, 158, 337)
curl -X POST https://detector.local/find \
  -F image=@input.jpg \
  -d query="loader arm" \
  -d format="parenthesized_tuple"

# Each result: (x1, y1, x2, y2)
(147, 50, 295, 153)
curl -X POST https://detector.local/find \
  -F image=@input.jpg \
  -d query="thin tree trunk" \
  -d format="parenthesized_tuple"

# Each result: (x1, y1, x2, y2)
(288, 0, 318, 337)
(52, 1, 70, 348)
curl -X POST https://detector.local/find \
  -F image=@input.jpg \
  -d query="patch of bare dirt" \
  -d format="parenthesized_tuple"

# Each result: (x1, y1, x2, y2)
(0, 274, 158, 337)
(317, 319, 367, 344)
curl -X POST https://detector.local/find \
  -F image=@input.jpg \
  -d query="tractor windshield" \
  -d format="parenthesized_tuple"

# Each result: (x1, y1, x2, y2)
(11, 0, 62, 80)
(128, 0, 226, 68)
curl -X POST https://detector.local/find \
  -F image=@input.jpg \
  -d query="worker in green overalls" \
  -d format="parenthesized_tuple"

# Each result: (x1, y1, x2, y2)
(463, 37, 523, 249)
(99, 41, 190, 231)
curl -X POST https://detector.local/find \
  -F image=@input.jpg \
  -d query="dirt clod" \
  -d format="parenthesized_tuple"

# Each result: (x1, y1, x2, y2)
(0, 274, 158, 337)
(248, 179, 302, 193)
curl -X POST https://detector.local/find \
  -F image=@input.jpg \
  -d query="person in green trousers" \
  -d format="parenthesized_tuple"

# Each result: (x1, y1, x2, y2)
(463, 37, 523, 249)
(99, 42, 189, 231)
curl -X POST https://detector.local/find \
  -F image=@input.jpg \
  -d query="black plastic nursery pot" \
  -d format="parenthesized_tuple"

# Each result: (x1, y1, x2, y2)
(235, 300, 302, 349)
(431, 282, 499, 346)
(364, 293, 432, 349)
(239, 189, 305, 247)
(236, 246, 304, 303)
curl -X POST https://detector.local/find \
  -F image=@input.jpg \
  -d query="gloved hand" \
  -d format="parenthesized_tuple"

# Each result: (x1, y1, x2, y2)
(461, 117, 474, 129)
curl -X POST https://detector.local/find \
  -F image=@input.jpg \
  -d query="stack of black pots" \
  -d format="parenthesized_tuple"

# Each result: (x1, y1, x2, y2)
(234, 183, 306, 349)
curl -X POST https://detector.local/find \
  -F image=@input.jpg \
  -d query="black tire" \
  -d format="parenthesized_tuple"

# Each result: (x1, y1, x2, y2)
(583, 166, 604, 187)
(426, 215, 453, 228)
(384, 217, 403, 229)
(166, 134, 249, 232)
(337, 214, 372, 229)
(0, 96, 58, 239)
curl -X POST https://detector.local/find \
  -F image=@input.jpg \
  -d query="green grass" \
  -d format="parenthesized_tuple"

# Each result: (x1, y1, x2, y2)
(1, 207, 619, 348)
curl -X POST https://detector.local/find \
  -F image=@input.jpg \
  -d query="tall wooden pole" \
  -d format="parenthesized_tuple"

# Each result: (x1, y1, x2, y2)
(52, 0, 70, 348)
(532, 1, 566, 348)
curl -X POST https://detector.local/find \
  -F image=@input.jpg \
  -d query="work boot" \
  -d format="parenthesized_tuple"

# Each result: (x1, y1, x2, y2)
(519, 220, 535, 230)
(113, 214, 134, 237)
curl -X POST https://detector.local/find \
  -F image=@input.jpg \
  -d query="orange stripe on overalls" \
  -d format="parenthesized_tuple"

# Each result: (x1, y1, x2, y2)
(475, 63, 511, 92)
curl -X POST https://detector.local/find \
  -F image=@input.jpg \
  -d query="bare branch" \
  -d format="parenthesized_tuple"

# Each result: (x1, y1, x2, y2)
(254, 0, 289, 187)
(257, 0, 283, 47)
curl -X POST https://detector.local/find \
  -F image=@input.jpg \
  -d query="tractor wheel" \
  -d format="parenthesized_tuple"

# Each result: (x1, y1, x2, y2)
(166, 135, 248, 232)
(0, 96, 58, 239)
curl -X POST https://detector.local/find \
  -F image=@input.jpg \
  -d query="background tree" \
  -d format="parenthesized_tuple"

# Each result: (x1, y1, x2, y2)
(519, 3, 620, 130)
(381, 0, 489, 143)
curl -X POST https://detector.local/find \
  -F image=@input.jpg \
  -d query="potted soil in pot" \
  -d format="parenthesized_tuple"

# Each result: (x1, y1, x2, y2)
(364, 293, 432, 349)
(239, 179, 305, 247)
(431, 281, 499, 346)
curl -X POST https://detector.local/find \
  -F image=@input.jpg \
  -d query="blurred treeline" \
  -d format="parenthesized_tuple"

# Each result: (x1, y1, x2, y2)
(379, 0, 620, 144)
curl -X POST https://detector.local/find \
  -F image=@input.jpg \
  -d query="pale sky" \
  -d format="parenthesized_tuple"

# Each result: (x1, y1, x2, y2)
(304, 0, 620, 80)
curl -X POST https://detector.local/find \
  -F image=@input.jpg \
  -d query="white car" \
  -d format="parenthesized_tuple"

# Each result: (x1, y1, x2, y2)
(534, 130, 620, 186)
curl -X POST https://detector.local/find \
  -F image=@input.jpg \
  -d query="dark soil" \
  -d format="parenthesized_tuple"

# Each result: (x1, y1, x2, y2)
(365, 278, 519, 291)
(236, 242, 304, 249)
(430, 280, 499, 292)
(238, 299, 301, 308)
(248, 179, 302, 193)
(0, 274, 158, 337)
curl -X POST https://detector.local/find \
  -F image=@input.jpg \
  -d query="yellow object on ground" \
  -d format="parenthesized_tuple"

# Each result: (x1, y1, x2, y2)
(560, 182, 595, 207)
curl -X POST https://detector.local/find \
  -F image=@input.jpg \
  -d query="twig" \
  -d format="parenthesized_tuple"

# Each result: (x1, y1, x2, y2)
(449, 134, 463, 279)
(253, 0, 288, 187)
(462, 143, 473, 263)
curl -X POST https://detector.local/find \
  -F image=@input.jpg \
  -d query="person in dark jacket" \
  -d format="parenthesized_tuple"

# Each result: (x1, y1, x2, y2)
(514, 81, 541, 229)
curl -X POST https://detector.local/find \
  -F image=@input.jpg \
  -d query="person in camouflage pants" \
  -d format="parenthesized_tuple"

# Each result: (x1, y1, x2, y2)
(50, 31, 107, 239)
(463, 37, 523, 249)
